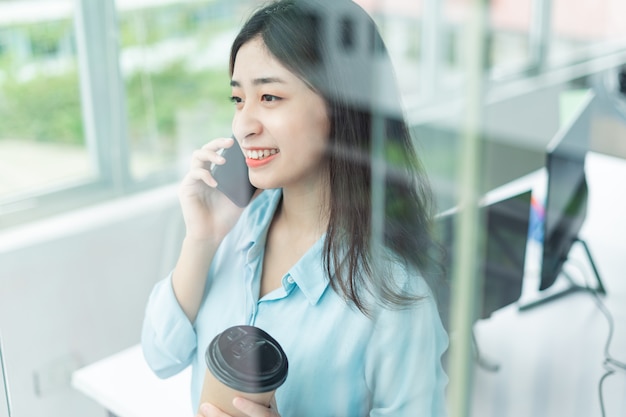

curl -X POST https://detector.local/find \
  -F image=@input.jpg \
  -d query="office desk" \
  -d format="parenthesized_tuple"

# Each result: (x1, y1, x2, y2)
(72, 152, 626, 417)
(71, 345, 193, 417)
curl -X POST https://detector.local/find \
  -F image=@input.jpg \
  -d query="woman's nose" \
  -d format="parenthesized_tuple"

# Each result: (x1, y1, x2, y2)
(232, 102, 262, 140)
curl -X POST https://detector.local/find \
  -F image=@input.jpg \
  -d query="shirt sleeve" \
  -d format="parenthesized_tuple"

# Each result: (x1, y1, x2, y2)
(141, 272, 198, 378)
(364, 281, 449, 417)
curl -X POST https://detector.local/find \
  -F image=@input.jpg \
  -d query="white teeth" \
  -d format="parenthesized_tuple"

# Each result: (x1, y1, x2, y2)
(245, 149, 278, 160)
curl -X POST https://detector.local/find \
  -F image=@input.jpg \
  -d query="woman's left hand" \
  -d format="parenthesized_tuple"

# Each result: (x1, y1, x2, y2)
(196, 397, 281, 417)
(233, 397, 281, 417)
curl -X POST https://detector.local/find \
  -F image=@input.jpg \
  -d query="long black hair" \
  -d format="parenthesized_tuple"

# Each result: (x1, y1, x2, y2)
(230, 0, 442, 314)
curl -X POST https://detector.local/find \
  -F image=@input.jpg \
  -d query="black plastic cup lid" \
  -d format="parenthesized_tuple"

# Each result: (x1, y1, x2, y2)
(205, 325, 288, 393)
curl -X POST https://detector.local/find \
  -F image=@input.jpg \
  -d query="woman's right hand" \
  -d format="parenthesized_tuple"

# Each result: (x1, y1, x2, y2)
(178, 137, 246, 243)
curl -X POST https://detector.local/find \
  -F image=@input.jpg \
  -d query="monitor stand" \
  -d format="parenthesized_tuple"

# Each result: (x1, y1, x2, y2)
(518, 237, 606, 311)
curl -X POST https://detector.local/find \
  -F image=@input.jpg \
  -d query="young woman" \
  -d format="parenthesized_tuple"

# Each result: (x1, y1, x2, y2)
(142, 1, 448, 416)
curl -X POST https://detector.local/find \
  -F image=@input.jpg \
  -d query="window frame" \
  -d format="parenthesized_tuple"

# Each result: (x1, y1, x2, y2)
(0, 0, 180, 230)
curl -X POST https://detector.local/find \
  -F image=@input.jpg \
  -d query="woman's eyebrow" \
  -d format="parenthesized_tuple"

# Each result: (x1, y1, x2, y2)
(230, 77, 287, 87)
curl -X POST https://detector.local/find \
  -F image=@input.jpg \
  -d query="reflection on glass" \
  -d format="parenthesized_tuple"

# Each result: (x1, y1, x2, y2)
(364, 1, 422, 98)
(487, 0, 533, 75)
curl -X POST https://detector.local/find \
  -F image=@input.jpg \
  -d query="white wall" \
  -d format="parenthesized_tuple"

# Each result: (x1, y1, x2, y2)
(0, 185, 183, 417)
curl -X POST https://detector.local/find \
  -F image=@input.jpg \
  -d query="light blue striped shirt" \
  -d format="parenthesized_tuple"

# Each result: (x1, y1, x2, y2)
(141, 188, 448, 416)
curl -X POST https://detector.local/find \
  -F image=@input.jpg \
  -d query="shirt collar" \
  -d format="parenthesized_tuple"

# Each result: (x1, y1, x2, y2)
(234, 188, 282, 253)
(235, 188, 330, 305)
(288, 235, 330, 305)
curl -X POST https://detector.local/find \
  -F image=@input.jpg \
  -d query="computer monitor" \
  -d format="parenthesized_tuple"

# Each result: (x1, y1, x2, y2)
(539, 92, 592, 290)
(521, 91, 606, 309)
(434, 188, 532, 324)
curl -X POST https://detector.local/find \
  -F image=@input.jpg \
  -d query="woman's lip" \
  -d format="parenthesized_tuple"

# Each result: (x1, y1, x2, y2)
(246, 152, 279, 168)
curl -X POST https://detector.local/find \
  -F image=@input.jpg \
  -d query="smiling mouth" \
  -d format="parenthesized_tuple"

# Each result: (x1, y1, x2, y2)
(245, 149, 279, 160)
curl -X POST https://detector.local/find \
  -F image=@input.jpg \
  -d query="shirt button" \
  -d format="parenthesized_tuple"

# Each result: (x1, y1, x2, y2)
(286, 276, 295, 284)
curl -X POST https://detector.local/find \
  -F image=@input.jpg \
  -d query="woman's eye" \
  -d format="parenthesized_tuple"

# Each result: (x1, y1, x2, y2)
(229, 96, 243, 104)
(261, 94, 281, 102)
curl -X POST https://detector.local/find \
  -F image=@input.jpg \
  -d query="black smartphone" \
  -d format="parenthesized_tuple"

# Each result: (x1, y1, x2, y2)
(210, 137, 256, 207)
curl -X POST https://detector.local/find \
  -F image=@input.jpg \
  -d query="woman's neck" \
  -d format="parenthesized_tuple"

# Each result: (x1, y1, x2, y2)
(277, 185, 330, 241)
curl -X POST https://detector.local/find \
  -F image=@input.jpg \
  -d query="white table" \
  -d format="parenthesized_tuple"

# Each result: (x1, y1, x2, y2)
(71, 345, 193, 417)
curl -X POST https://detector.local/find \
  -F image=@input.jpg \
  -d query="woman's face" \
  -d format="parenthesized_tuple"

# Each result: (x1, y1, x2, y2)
(231, 37, 331, 194)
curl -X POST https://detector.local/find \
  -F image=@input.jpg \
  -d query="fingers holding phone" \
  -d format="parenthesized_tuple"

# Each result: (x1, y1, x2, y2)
(179, 136, 246, 241)
(187, 137, 232, 180)
(210, 137, 257, 208)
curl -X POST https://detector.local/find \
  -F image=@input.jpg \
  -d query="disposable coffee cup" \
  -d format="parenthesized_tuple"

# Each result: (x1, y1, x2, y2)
(199, 325, 288, 417)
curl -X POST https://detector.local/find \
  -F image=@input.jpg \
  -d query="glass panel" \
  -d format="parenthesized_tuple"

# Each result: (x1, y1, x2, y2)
(117, 0, 256, 181)
(0, 1, 94, 204)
